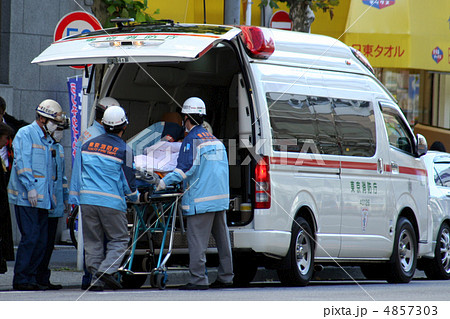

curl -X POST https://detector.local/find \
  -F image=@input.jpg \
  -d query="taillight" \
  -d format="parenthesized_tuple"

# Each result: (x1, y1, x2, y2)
(239, 26, 275, 59)
(255, 156, 271, 209)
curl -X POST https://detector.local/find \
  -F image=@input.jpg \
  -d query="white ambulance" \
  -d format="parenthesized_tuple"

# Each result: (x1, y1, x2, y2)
(33, 21, 430, 286)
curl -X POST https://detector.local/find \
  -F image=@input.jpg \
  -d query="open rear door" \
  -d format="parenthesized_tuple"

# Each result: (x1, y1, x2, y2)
(32, 24, 241, 66)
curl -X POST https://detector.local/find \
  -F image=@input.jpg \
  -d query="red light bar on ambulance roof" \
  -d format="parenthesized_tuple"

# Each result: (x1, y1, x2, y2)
(350, 47, 374, 74)
(239, 26, 275, 59)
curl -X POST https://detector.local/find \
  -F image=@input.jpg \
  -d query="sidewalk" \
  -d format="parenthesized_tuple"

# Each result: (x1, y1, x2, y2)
(0, 245, 426, 290)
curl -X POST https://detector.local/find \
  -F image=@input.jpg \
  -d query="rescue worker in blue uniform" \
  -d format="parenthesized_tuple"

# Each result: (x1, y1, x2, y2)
(80, 105, 139, 291)
(68, 97, 120, 289)
(7, 99, 63, 291)
(69, 97, 120, 205)
(36, 114, 70, 290)
(157, 97, 234, 290)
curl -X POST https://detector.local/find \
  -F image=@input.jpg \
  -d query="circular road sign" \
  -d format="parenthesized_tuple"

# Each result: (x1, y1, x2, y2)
(54, 11, 102, 69)
(269, 10, 293, 31)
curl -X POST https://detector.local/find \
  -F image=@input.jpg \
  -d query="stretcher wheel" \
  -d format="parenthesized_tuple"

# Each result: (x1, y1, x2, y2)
(150, 270, 167, 290)
(156, 272, 166, 290)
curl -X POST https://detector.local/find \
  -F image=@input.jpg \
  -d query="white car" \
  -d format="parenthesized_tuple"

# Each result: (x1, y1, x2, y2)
(419, 151, 450, 279)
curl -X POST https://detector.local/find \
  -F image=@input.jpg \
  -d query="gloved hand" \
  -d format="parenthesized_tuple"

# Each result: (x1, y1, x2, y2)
(156, 179, 166, 192)
(28, 189, 38, 207)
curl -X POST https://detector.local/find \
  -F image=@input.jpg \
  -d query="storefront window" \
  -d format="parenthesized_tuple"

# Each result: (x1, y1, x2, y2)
(375, 68, 420, 126)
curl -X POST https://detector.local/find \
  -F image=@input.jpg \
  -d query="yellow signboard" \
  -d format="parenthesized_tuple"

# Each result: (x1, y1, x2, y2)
(342, 0, 450, 71)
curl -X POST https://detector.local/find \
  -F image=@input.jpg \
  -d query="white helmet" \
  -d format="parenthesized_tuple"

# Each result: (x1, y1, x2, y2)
(36, 99, 63, 121)
(181, 97, 206, 115)
(96, 97, 120, 111)
(102, 105, 128, 131)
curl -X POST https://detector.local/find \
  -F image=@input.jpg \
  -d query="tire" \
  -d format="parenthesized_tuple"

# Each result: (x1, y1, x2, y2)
(360, 264, 387, 280)
(150, 269, 167, 289)
(277, 217, 315, 287)
(232, 254, 258, 287)
(423, 223, 450, 280)
(68, 206, 79, 249)
(386, 217, 417, 283)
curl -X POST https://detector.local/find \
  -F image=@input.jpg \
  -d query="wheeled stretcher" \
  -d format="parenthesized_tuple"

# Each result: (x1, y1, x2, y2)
(119, 174, 184, 290)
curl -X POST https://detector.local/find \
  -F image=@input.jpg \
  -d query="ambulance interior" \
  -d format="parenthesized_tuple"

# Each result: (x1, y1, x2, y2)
(99, 41, 254, 227)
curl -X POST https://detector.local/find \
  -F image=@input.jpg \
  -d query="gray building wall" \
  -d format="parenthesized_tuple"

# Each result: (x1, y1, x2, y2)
(0, 0, 96, 244)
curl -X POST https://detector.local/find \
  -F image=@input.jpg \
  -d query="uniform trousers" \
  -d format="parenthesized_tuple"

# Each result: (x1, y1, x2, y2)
(13, 206, 48, 286)
(36, 217, 59, 285)
(186, 210, 234, 285)
(81, 204, 128, 286)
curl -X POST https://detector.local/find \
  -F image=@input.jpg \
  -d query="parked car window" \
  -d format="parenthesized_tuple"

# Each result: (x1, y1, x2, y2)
(434, 160, 450, 187)
(268, 92, 375, 156)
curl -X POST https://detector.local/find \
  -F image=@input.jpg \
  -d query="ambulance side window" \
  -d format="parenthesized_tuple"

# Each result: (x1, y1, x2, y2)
(267, 92, 375, 157)
(333, 99, 376, 157)
(381, 107, 414, 155)
(267, 92, 315, 153)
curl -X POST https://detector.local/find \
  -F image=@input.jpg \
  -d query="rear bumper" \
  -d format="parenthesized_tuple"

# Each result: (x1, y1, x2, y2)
(231, 229, 291, 257)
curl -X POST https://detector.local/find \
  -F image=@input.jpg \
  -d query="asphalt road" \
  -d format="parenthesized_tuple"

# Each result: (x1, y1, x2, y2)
(1, 279, 450, 301)
(1, 246, 449, 319)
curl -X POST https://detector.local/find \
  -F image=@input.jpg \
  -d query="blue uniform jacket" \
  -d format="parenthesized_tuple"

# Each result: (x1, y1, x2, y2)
(7, 121, 55, 209)
(79, 133, 138, 212)
(68, 121, 105, 205)
(49, 142, 69, 218)
(162, 125, 229, 216)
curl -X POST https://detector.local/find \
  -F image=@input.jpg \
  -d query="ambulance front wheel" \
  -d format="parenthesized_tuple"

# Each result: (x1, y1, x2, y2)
(277, 217, 315, 287)
(387, 217, 417, 283)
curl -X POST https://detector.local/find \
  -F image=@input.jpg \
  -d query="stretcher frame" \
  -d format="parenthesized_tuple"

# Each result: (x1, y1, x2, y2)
(119, 187, 184, 289)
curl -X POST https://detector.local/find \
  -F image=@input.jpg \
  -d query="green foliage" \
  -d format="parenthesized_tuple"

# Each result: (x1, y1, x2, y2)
(259, 0, 340, 19)
(103, 0, 155, 27)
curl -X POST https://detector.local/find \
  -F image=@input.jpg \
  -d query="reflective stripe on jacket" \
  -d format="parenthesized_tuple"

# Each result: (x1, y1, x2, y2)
(79, 133, 138, 212)
(162, 125, 229, 216)
(7, 121, 54, 209)
(68, 121, 105, 205)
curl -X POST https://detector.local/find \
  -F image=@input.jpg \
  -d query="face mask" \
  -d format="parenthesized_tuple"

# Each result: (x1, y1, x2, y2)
(52, 130, 64, 143)
(45, 121, 58, 134)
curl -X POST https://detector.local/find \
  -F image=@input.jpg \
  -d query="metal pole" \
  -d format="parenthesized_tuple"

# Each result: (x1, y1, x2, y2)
(203, 0, 206, 24)
(245, 0, 253, 26)
(261, 1, 273, 27)
(224, 0, 240, 25)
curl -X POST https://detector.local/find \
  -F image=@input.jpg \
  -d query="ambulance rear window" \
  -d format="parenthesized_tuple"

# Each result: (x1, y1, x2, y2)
(63, 24, 233, 41)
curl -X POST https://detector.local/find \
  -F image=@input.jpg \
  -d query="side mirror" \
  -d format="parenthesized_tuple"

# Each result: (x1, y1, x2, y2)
(416, 134, 428, 156)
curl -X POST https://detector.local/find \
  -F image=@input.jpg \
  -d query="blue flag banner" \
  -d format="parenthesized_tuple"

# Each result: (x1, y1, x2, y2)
(67, 75, 82, 166)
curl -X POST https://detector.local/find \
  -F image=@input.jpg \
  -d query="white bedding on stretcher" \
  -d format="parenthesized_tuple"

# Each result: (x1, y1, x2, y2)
(135, 141, 182, 173)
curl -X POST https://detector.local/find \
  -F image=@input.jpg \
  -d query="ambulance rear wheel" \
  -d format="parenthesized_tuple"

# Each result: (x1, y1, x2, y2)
(387, 217, 417, 283)
(278, 217, 315, 287)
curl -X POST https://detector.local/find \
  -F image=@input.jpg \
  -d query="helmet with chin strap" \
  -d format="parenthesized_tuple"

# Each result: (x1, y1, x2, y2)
(36, 99, 63, 121)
